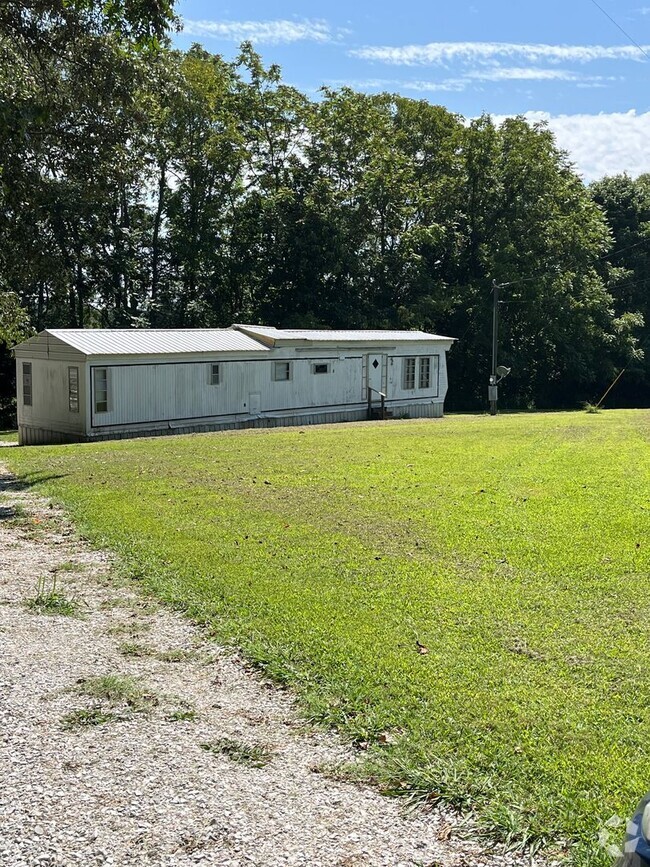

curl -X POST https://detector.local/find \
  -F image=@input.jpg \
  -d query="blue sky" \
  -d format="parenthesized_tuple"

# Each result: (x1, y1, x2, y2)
(173, 0, 650, 182)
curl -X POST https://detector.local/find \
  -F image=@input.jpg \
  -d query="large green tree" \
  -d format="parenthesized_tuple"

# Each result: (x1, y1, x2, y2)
(1, 21, 646, 421)
(590, 173, 649, 405)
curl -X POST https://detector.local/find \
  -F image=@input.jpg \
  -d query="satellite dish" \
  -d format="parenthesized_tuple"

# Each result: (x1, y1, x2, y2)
(496, 365, 511, 378)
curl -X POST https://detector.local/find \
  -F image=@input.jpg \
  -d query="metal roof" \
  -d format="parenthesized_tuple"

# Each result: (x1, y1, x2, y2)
(234, 325, 455, 343)
(45, 329, 270, 356)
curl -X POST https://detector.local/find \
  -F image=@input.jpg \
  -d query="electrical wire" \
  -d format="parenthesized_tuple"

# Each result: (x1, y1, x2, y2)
(598, 235, 650, 261)
(586, 0, 650, 62)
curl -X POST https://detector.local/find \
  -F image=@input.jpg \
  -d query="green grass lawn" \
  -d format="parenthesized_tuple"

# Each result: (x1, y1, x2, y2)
(5, 410, 650, 864)
(0, 429, 18, 442)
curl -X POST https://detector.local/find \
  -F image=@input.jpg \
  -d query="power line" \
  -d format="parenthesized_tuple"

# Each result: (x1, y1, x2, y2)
(599, 236, 650, 261)
(586, 0, 650, 62)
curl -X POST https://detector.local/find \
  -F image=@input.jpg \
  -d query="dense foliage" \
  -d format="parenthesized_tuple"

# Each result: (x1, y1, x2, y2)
(0, 4, 647, 422)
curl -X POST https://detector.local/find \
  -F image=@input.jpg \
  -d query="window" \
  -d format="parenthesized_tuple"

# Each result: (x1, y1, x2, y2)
(403, 357, 416, 390)
(273, 361, 291, 381)
(312, 363, 329, 375)
(419, 357, 431, 389)
(94, 367, 108, 413)
(404, 356, 437, 390)
(209, 363, 220, 385)
(68, 367, 79, 412)
(22, 362, 32, 406)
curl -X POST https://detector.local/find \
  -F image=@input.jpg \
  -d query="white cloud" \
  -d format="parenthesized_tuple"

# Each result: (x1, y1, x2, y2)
(493, 110, 650, 182)
(464, 67, 613, 83)
(405, 79, 469, 93)
(182, 18, 339, 45)
(350, 41, 650, 66)
(325, 77, 471, 93)
(326, 68, 612, 96)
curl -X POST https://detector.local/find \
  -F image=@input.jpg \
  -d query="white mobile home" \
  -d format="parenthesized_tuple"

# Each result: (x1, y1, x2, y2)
(13, 325, 455, 445)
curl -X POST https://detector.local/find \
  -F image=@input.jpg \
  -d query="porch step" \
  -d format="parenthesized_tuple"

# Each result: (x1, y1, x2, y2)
(370, 408, 394, 420)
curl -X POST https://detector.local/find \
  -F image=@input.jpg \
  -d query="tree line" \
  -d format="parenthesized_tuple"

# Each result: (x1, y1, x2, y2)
(1, 2, 648, 423)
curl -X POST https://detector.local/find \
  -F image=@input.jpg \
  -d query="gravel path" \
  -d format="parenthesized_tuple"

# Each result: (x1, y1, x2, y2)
(0, 461, 540, 867)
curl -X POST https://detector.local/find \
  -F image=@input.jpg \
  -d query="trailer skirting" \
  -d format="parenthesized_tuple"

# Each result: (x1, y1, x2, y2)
(19, 401, 444, 445)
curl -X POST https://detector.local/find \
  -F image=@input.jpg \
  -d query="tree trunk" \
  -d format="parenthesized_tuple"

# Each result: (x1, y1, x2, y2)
(151, 160, 167, 303)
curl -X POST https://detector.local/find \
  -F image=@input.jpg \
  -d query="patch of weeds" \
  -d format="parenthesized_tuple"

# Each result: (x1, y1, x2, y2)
(200, 737, 274, 768)
(135, 600, 160, 615)
(309, 760, 360, 783)
(583, 402, 602, 414)
(61, 707, 116, 730)
(118, 641, 153, 658)
(106, 619, 152, 637)
(165, 707, 198, 722)
(156, 648, 197, 663)
(25, 574, 78, 616)
(74, 674, 158, 713)
(101, 597, 159, 614)
(54, 560, 84, 573)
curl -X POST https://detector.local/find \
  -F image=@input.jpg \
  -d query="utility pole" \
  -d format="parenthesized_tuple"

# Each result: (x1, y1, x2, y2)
(489, 280, 499, 415)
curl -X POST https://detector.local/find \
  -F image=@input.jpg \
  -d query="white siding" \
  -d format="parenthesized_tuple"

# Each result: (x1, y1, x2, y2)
(16, 357, 87, 437)
(90, 355, 365, 428)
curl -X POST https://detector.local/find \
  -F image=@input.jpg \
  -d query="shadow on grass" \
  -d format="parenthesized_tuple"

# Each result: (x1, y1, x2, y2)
(0, 469, 69, 499)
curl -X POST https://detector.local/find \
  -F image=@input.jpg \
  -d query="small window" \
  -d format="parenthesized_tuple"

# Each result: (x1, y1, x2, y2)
(68, 366, 79, 412)
(94, 367, 108, 413)
(209, 363, 220, 385)
(22, 362, 32, 406)
(312, 363, 329, 375)
(419, 357, 431, 389)
(273, 361, 291, 381)
(403, 357, 416, 390)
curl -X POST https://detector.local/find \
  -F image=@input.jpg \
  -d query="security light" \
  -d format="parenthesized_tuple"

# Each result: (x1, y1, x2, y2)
(496, 365, 511, 378)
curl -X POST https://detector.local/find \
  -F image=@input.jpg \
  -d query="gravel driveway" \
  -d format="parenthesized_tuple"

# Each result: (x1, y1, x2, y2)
(0, 460, 540, 867)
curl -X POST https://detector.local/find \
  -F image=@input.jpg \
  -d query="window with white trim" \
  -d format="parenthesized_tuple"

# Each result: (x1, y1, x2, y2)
(94, 367, 108, 413)
(403, 357, 416, 390)
(312, 363, 329, 375)
(404, 356, 436, 391)
(68, 366, 79, 412)
(22, 362, 32, 406)
(419, 357, 431, 389)
(209, 363, 220, 385)
(273, 361, 291, 381)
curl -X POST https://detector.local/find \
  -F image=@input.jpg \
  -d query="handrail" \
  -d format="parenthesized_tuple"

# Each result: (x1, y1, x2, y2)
(367, 385, 386, 420)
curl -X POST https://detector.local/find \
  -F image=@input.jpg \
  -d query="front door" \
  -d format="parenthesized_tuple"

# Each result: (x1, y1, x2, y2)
(366, 353, 385, 395)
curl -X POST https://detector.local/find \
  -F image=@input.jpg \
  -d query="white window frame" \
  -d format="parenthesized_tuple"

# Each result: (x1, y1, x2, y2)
(93, 367, 109, 414)
(68, 366, 79, 413)
(22, 362, 32, 406)
(419, 357, 431, 390)
(209, 363, 221, 386)
(311, 362, 330, 375)
(403, 357, 416, 390)
(273, 361, 292, 382)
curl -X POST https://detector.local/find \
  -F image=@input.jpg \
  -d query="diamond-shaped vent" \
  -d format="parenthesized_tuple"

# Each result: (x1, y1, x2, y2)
(372, 359, 379, 369)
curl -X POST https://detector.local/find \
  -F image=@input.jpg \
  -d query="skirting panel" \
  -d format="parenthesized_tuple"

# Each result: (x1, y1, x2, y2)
(19, 426, 85, 446)
(19, 402, 445, 445)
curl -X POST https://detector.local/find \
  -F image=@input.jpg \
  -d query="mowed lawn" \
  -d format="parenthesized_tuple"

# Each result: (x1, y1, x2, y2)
(5, 411, 650, 864)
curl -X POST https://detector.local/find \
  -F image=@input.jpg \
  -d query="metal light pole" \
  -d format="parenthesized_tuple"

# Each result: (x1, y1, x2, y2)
(489, 280, 499, 415)
(488, 280, 511, 415)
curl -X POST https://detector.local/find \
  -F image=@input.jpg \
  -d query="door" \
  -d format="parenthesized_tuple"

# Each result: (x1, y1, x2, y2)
(249, 392, 261, 415)
(366, 353, 385, 395)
